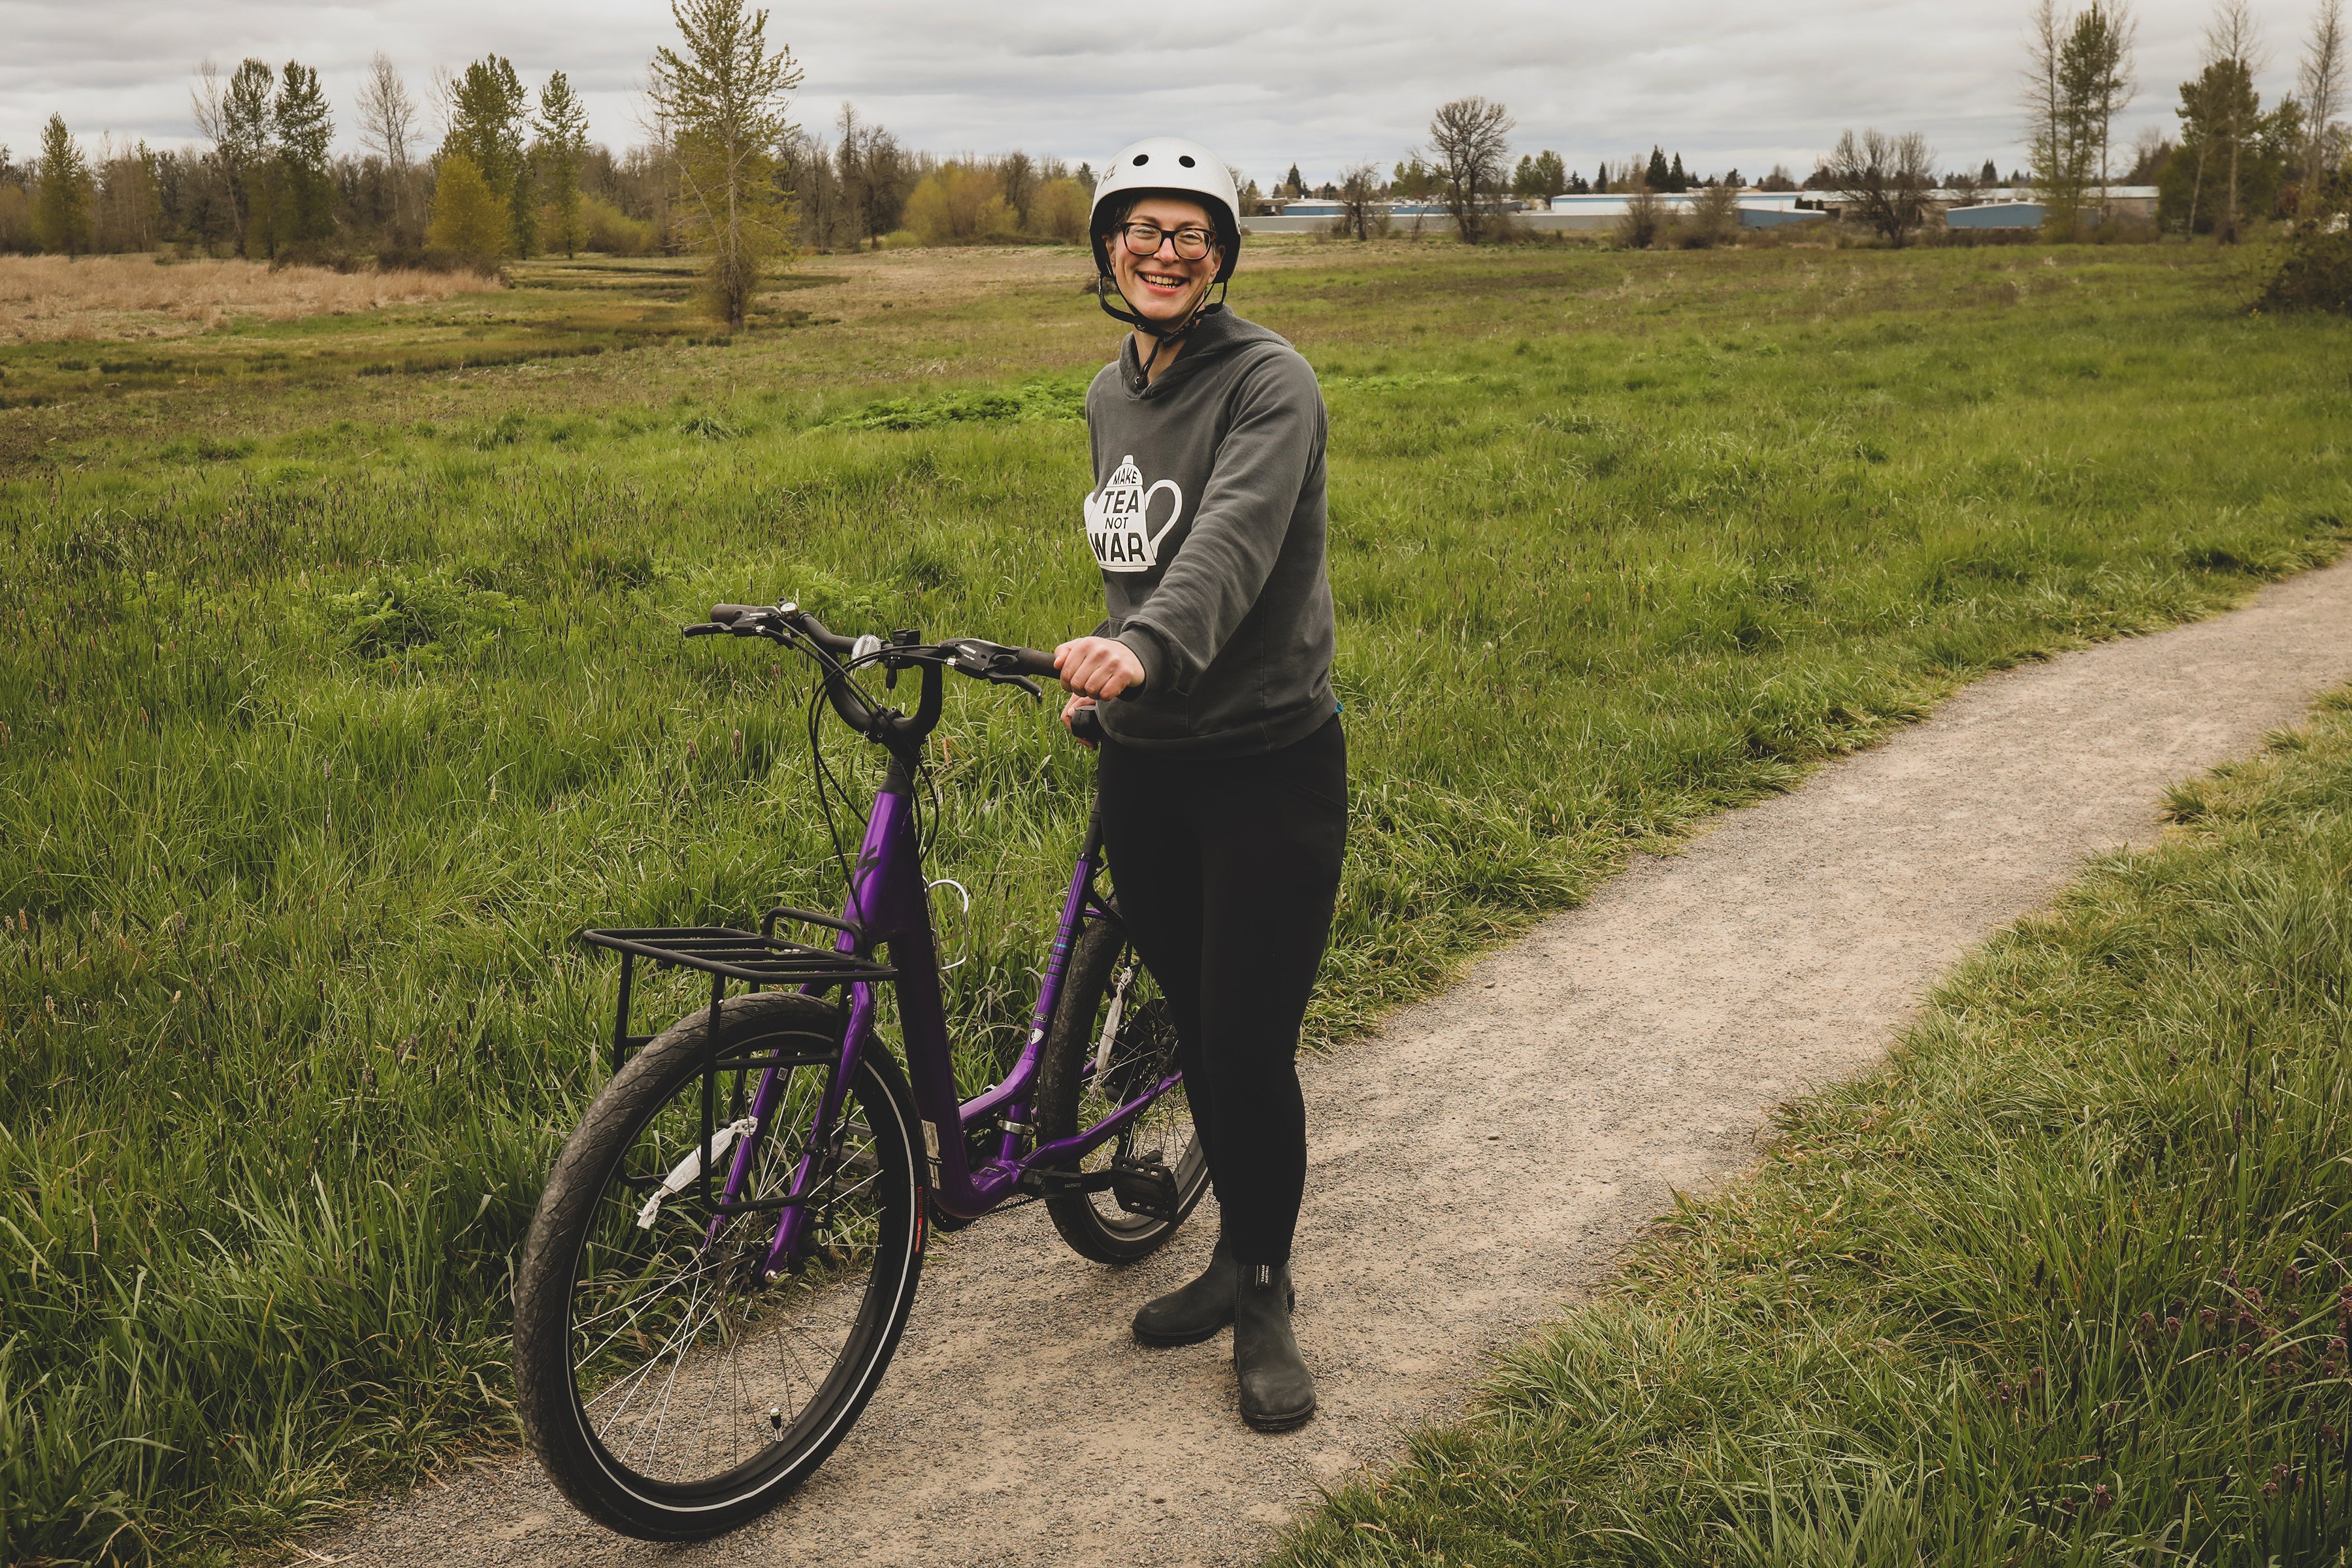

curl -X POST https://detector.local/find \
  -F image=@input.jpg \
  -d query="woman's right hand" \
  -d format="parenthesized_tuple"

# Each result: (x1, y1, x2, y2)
(1052, 635, 1145, 700)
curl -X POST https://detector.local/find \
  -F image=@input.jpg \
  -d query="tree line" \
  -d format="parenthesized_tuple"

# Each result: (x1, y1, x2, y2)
(7, 0, 2342, 282)
(1833, 0, 2344, 248)
(0, 27, 1099, 267)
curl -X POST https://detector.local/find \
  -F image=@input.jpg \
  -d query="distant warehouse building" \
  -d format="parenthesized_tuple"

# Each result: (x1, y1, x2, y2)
(1945, 201, 2046, 229)
(1941, 188, 2154, 227)
(1240, 186, 2155, 236)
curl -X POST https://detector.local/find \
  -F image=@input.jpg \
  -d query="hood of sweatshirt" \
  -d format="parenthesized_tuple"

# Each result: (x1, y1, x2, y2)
(1116, 307, 1297, 400)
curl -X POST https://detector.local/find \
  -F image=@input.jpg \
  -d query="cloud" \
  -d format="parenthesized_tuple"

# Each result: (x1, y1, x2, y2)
(0, 0, 2324, 182)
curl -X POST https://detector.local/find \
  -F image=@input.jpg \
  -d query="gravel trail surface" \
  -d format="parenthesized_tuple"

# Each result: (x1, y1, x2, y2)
(319, 559, 2352, 1567)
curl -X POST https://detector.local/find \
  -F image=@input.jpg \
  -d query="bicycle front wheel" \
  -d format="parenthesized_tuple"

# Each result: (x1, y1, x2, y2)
(1034, 911, 1210, 1264)
(514, 991, 924, 1540)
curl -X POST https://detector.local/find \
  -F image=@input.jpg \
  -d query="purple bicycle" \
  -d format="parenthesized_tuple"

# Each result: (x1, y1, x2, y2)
(511, 599, 1205, 1539)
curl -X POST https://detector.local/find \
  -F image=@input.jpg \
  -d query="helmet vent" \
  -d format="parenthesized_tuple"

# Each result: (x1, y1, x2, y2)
(1133, 154, 1149, 165)
(1178, 154, 1196, 167)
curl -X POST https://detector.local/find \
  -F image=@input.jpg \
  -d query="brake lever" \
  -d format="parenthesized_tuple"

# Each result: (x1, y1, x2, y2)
(683, 623, 725, 637)
(998, 673, 1043, 700)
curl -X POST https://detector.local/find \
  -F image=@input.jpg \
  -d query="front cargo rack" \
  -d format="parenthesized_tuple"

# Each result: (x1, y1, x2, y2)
(580, 923, 896, 1071)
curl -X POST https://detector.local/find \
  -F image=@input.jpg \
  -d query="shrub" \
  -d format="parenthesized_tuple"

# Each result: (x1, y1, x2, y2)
(1677, 184, 1742, 248)
(1030, 177, 1090, 242)
(580, 194, 655, 256)
(904, 164, 1007, 246)
(1616, 186, 1671, 250)
(2258, 178, 2352, 314)
(426, 152, 513, 267)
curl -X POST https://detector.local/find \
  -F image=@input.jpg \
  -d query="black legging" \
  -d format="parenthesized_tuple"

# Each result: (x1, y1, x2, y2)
(1096, 715, 1347, 1267)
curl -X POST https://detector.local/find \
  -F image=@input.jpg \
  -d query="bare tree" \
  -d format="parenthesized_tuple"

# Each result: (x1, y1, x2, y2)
(1427, 96, 1514, 243)
(2023, 0, 2072, 213)
(1823, 127, 1936, 245)
(2078, 3, 2137, 216)
(356, 52, 421, 232)
(2300, 0, 2348, 197)
(1615, 172, 1668, 248)
(1333, 163, 1387, 240)
(2208, 1, 2264, 242)
(1683, 182, 1741, 247)
(191, 59, 227, 148)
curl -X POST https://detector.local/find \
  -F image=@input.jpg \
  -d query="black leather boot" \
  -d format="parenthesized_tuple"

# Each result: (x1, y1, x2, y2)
(1233, 1261, 1315, 1431)
(1132, 1235, 1237, 1347)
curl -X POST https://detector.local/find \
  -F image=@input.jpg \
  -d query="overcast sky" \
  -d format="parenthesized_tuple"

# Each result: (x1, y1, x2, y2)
(0, 0, 2330, 186)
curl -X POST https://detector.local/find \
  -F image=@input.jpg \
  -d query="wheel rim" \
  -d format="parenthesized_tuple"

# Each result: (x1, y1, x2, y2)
(563, 1038, 913, 1496)
(1073, 951, 1205, 1234)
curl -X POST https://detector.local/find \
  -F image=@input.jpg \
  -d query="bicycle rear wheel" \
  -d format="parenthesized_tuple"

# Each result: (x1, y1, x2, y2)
(514, 991, 924, 1540)
(1034, 911, 1210, 1264)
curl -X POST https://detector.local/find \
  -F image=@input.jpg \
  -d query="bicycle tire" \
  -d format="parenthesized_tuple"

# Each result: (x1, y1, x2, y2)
(1034, 912, 1211, 1264)
(514, 992, 924, 1540)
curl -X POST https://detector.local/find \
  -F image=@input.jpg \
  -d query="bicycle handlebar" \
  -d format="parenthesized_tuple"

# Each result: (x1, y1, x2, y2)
(692, 600, 1134, 753)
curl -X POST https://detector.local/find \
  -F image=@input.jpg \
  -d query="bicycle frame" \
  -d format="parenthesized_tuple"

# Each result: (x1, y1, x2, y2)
(718, 757, 1176, 1278)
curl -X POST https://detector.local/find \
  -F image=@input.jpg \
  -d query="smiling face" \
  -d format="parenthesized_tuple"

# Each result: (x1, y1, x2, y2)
(1107, 194, 1221, 328)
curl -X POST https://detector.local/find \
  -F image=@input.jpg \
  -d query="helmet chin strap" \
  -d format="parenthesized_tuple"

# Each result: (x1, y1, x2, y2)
(1098, 272, 1228, 378)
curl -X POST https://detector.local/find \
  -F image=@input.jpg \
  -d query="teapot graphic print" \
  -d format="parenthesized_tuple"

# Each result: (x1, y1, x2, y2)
(1085, 455, 1184, 574)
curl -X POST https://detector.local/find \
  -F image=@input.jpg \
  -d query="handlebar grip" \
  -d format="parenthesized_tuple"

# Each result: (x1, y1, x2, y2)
(1068, 704, 1106, 746)
(710, 604, 762, 625)
(1002, 646, 1060, 679)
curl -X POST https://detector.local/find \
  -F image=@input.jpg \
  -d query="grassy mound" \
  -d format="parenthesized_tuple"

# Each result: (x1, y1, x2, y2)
(1282, 689, 2352, 1566)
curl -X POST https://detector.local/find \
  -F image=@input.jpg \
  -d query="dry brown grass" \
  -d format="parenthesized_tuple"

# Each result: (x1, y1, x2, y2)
(0, 255, 501, 345)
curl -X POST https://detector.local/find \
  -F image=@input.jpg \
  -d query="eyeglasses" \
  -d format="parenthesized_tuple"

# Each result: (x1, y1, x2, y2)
(1119, 221, 1216, 261)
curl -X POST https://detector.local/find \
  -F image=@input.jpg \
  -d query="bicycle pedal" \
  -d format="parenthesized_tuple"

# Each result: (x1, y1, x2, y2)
(1110, 1158, 1181, 1222)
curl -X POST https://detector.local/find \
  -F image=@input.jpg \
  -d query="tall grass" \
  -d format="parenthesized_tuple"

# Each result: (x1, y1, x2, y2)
(1280, 688, 2352, 1567)
(1, 244, 2348, 1561)
(0, 255, 499, 346)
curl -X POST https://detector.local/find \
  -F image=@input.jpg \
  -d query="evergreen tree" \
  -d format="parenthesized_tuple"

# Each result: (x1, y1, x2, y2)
(427, 151, 512, 261)
(2162, 54, 2300, 236)
(272, 61, 336, 251)
(219, 57, 277, 255)
(1982, 157, 2000, 183)
(1284, 161, 1303, 196)
(1644, 146, 1670, 189)
(31, 113, 94, 253)
(535, 71, 591, 256)
(1667, 151, 1688, 190)
(444, 56, 534, 255)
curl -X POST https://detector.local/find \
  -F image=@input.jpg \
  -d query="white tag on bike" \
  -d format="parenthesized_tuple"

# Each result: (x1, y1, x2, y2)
(636, 1117, 759, 1230)
(1094, 965, 1133, 1077)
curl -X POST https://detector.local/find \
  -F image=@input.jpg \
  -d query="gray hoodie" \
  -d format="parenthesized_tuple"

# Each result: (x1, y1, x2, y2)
(1086, 310, 1337, 757)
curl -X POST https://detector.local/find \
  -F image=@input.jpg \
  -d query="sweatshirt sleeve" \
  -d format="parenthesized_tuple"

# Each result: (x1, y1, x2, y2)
(1115, 350, 1323, 696)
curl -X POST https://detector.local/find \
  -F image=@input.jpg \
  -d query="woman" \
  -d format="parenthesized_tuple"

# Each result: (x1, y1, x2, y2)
(1053, 137, 1345, 1433)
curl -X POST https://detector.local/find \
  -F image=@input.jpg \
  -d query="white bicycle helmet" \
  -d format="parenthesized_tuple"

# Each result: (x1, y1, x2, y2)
(1090, 137, 1242, 286)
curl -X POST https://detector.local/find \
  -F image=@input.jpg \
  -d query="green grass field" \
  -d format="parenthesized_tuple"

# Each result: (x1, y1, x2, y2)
(3, 239, 2349, 1563)
(1279, 687, 2352, 1568)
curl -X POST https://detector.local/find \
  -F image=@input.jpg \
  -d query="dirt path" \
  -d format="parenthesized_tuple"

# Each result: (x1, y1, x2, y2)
(320, 559, 2352, 1568)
